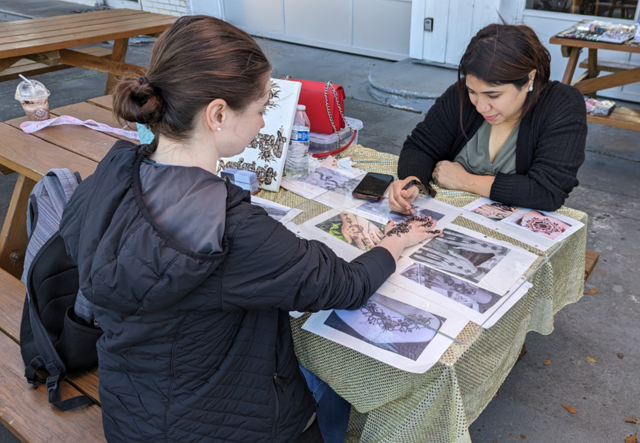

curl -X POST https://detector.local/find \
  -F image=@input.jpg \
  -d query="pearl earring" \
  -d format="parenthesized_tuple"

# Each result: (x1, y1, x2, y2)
(528, 85, 534, 92)
(217, 127, 221, 131)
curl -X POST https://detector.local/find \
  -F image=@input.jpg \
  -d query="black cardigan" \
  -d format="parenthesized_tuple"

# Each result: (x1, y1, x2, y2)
(397, 81, 587, 211)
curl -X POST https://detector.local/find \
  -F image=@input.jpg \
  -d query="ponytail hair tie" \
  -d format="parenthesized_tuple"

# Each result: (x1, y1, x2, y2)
(139, 76, 150, 85)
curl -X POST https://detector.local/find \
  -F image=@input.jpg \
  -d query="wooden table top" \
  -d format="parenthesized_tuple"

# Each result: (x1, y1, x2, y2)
(549, 35, 640, 53)
(0, 95, 130, 182)
(549, 19, 640, 53)
(0, 10, 177, 59)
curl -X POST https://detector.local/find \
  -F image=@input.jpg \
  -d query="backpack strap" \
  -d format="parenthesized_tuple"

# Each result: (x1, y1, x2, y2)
(44, 169, 81, 207)
(25, 233, 94, 411)
(22, 169, 81, 283)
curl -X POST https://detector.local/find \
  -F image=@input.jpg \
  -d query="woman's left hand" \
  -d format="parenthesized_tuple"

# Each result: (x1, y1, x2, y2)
(432, 161, 469, 191)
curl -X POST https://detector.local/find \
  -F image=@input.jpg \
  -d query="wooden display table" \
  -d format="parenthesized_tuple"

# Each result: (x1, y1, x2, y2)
(550, 22, 640, 132)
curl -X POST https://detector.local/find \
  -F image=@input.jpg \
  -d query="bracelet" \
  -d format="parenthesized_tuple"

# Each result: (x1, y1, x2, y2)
(402, 179, 437, 198)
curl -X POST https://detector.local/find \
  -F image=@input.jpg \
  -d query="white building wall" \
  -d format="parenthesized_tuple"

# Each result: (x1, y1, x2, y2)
(60, 0, 95, 6)
(141, 0, 187, 16)
(59, 0, 187, 16)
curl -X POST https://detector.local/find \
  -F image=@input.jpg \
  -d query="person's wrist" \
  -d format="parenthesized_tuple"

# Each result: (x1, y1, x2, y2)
(460, 170, 474, 193)
(403, 176, 421, 185)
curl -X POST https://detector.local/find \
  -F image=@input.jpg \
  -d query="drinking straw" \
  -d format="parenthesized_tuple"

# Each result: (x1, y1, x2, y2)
(19, 74, 35, 87)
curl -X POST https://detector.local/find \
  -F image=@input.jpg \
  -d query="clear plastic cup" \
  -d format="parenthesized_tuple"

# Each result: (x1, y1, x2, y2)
(15, 79, 50, 121)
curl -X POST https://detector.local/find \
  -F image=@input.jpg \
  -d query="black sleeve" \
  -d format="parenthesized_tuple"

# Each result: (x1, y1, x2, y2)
(490, 86, 587, 211)
(397, 84, 462, 184)
(219, 208, 396, 312)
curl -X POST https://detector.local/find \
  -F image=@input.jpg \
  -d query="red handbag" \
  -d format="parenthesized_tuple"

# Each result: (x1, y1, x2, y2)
(285, 78, 358, 157)
(287, 78, 346, 134)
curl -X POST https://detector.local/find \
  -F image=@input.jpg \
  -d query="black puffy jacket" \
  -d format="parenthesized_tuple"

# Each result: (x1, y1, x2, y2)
(59, 141, 396, 443)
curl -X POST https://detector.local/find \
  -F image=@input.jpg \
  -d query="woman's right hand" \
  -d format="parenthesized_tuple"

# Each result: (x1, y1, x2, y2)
(388, 176, 421, 214)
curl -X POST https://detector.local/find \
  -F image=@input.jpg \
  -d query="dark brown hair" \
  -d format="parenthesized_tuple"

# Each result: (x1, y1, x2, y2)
(113, 15, 271, 153)
(457, 23, 551, 127)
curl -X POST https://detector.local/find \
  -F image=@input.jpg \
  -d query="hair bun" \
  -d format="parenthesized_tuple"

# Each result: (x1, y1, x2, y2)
(112, 76, 164, 127)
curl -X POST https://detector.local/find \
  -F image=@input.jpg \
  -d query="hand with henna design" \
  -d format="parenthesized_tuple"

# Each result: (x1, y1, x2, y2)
(368, 216, 442, 261)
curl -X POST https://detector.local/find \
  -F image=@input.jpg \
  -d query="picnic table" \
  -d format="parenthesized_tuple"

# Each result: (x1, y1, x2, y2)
(0, 96, 592, 442)
(550, 20, 640, 132)
(0, 10, 177, 92)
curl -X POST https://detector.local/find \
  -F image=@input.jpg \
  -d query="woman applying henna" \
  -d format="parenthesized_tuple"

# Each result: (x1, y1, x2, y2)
(389, 23, 587, 213)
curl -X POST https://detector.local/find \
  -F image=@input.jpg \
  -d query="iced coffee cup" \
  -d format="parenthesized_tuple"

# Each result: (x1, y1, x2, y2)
(15, 78, 50, 121)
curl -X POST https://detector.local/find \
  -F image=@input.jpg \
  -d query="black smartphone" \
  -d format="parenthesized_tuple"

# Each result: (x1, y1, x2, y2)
(352, 172, 394, 201)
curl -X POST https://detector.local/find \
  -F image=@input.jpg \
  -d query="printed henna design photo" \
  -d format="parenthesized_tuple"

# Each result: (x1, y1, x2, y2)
(356, 197, 446, 224)
(409, 228, 509, 283)
(511, 210, 572, 240)
(315, 211, 386, 252)
(400, 263, 501, 314)
(304, 167, 361, 196)
(324, 292, 446, 361)
(471, 201, 519, 220)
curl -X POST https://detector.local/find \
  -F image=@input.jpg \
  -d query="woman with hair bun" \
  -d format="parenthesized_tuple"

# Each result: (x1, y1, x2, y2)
(390, 23, 587, 213)
(58, 15, 440, 443)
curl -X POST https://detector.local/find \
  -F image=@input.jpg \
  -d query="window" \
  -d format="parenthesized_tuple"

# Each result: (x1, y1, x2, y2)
(525, 0, 638, 19)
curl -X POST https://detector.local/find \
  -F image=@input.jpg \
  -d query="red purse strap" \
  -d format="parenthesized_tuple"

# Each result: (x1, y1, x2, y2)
(324, 81, 354, 134)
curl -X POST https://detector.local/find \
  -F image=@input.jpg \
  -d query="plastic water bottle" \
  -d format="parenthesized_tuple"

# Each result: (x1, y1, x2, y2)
(285, 105, 311, 179)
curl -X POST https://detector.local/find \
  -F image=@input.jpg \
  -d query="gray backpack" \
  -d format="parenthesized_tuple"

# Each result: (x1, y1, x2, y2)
(19, 169, 102, 411)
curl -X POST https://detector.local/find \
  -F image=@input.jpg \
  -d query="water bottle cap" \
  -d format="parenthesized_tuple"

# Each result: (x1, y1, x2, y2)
(297, 104, 306, 111)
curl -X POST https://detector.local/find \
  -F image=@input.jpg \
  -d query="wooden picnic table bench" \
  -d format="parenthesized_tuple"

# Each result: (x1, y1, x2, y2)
(0, 97, 129, 442)
(0, 9, 177, 93)
(0, 95, 599, 441)
(0, 268, 104, 442)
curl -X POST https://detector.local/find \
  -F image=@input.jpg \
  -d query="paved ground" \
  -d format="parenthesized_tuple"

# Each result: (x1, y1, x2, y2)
(0, 2, 639, 442)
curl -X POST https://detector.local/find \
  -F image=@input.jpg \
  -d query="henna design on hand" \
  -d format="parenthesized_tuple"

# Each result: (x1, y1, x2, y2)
(385, 216, 421, 238)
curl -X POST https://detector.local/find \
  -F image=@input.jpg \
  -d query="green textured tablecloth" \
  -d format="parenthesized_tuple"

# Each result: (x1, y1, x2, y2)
(256, 145, 587, 443)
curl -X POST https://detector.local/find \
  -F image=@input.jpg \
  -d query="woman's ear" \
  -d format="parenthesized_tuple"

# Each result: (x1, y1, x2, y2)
(528, 69, 537, 85)
(204, 99, 228, 133)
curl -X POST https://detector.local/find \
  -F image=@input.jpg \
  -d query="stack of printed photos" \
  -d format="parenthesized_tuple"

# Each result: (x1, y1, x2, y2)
(284, 171, 544, 373)
(462, 197, 584, 252)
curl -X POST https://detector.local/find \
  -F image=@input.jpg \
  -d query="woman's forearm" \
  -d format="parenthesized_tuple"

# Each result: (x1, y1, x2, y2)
(462, 174, 495, 198)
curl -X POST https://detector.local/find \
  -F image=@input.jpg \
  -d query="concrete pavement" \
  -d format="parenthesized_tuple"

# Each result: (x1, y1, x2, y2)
(0, 1, 639, 442)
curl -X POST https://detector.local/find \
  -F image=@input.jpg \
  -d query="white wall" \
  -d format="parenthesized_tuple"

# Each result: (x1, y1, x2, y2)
(189, 0, 222, 17)
(60, 0, 95, 6)
(410, 0, 503, 65)
(141, 0, 186, 16)
(192, 0, 412, 60)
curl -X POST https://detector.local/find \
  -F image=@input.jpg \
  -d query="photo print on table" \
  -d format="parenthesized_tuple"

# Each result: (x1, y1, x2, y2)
(305, 166, 362, 196)
(315, 211, 386, 252)
(409, 228, 509, 283)
(504, 210, 572, 240)
(400, 263, 501, 314)
(323, 292, 445, 361)
(250, 196, 302, 225)
(356, 197, 446, 224)
(301, 282, 470, 372)
(471, 201, 518, 220)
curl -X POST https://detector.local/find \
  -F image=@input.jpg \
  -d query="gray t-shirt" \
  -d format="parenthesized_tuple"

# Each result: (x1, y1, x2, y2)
(454, 120, 520, 175)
